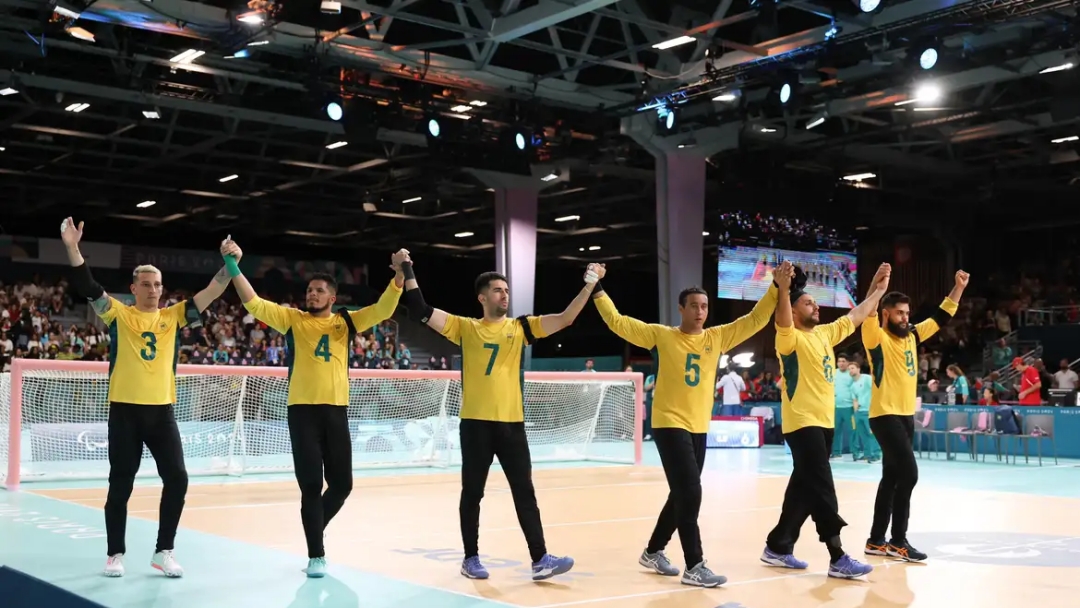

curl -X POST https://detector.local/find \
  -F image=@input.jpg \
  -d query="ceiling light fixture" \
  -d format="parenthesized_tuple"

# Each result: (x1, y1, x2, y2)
(65, 25, 95, 42)
(450, 104, 471, 112)
(137, 200, 156, 208)
(219, 174, 239, 183)
(142, 109, 160, 119)
(1052, 135, 1079, 144)
(325, 141, 348, 149)
(64, 102, 90, 113)
(1040, 62, 1074, 74)
(237, 11, 263, 24)
(454, 231, 474, 238)
(402, 196, 422, 203)
(469, 100, 487, 106)
(555, 215, 580, 222)
(703, 231, 710, 236)
(0, 88, 17, 96)
(713, 93, 736, 102)
(169, 49, 205, 64)
(588, 245, 601, 251)
(247, 40, 270, 47)
(652, 35, 695, 50)
(842, 172, 877, 181)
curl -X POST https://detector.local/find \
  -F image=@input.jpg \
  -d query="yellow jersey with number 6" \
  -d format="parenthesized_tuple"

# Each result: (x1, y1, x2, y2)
(99, 298, 194, 405)
(243, 279, 402, 405)
(440, 315, 548, 422)
(776, 317, 855, 433)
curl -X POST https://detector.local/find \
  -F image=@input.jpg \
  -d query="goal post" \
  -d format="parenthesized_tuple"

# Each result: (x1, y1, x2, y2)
(2, 358, 643, 490)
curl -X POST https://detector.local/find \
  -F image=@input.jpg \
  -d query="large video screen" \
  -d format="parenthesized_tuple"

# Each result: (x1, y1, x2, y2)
(717, 245, 858, 309)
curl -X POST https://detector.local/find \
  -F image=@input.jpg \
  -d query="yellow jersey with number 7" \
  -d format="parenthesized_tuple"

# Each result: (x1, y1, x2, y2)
(98, 297, 194, 405)
(242, 279, 402, 406)
(439, 315, 548, 422)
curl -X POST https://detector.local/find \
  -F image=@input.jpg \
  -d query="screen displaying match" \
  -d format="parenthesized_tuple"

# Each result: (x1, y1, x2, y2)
(717, 245, 858, 309)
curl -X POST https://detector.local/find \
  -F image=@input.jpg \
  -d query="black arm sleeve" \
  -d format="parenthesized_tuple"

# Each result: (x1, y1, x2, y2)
(591, 281, 605, 298)
(930, 305, 954, 329)
(70, 262, 106, 302)
(398, 263, 434, 323)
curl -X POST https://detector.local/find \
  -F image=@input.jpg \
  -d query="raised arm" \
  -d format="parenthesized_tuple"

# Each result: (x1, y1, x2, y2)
(60, 217, 114, 318)
(914, 270, 968, 341)
(590, 274, 659, 350)
(348, 250, 407, 330)
(846, 263, 891, 328)
(221, 240, 295, 334)
(398, 256, 454, 336)
(711, 261, 789, 351)
(190, 237, 239, 313)
(538, 264, 601, 336)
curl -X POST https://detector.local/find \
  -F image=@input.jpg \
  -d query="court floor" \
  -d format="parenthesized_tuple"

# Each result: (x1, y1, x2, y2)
(3, 446, 1080, 608)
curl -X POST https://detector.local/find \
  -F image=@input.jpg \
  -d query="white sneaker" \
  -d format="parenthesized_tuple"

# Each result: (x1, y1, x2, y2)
(104, 554, 125, 577)
(151, 550, 184, 578)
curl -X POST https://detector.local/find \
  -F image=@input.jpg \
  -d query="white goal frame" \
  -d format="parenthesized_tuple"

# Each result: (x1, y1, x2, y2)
(1, 358, 644, 490)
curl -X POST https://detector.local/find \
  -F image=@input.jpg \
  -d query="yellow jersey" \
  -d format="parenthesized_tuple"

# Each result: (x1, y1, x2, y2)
(594, 286, 777, 433)
(244, 279, 402, 405)
(99, 298, 195, 405)
(863, 297, 958, 418)
(440, 315, 547, 422)
(776, 316, 856, 433)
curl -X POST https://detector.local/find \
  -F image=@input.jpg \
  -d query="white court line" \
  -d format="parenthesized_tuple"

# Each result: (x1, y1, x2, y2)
(533, 532, 1080, 607)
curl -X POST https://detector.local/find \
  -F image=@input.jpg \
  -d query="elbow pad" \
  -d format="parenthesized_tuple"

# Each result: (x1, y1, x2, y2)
(70, 262, 106, 301)
(401, 287, 435, 324)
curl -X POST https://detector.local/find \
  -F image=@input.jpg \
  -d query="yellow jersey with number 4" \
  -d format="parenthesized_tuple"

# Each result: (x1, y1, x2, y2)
(863, 297, 958, 418)
(440, 315, 548, 422)
(99, 298, 194, 405)
(243, 280, 402, 406)
(593, 286, 777, 434)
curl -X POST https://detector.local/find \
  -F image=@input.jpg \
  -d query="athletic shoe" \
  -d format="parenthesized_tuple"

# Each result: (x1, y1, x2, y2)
(760, 547, 808, 569)
(303, 557, 327, 578)
(681, 561, 727, 587)
(864, 539, 888, 556)
(887, 541, 928, 562)
(639, 549, 680, 576)
(460, 556, 489, 580)
(531, 554, 574, 581)
(868, 458, 881, 464)
(828, 555, 873, 579)
(151, 550, 184, 578)
(104, 554, 125, 577)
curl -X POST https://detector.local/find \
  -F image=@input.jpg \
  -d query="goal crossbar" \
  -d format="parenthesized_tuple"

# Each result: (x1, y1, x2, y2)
(2, 359, 643, 490)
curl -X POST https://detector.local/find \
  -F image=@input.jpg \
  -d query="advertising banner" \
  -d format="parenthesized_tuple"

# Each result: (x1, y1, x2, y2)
(706, 416, 764, 448)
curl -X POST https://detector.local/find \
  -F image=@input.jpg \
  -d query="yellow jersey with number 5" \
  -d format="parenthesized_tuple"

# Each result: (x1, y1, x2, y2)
(593, 286, 778, 433)
(440, 315, 548, 422)
(98, 298, 193, 405)
(243, 279, 402, 405)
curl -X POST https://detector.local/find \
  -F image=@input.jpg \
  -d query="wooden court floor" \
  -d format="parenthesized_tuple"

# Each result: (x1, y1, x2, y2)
(32, 464, 1080, 608)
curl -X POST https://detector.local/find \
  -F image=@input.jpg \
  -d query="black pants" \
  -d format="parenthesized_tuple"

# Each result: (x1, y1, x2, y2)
(766, 426, 847, 555)
(104, 403, 188, 556)
(646, 428, 707, 567)
(869, 415, 918, 543)
(288, 405, 354, 559)
(459, 419, 546, 563)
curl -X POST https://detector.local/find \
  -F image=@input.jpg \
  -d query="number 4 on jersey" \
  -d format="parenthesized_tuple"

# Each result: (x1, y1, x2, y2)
(314, 334, 331, 362)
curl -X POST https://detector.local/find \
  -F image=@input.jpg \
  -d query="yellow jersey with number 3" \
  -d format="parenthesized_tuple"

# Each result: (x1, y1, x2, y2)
(593, 286, 777, 433)
(440, 315, 548, 422)
(776, 317, 855, 433)
(863, 297, 958, 418)
(98, 298, 194, 405)
(243, 280, 402, 405)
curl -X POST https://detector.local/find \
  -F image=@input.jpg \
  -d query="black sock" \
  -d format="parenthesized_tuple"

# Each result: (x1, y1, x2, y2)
(826, 536, 844, 563)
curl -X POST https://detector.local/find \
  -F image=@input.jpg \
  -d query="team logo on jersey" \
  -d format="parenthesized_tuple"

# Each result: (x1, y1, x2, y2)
(335, 323, 346, 335)
(159, 322, 167, 330)
(704, 346, 712, 353)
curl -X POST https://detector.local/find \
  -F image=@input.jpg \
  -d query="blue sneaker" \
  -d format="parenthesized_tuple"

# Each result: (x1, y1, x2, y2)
(531, 554, 574, 581)
(304, 557, 327, 578)
(828, 554, 873, 579)
(460, 556, 489, 579)
(760, 547, 808, 569)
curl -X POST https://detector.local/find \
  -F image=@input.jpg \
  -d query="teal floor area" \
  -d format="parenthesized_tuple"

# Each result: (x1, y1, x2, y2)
(3, 444, 1079, 608)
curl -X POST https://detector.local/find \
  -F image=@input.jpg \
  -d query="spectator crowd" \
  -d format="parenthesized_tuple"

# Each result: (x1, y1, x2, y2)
(0, 275, 454, 374)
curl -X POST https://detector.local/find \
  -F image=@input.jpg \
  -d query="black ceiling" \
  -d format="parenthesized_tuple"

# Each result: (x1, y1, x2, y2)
(1, 0, 1078, 264)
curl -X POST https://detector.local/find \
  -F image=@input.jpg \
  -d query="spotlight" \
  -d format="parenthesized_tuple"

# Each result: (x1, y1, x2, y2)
(918, 47, 938, 70)
(326, 102, 343, 121)
(855, 0, 880, 11)
(779, 82, 792, 104)
(321, 0, 342, 13)
(657, 107, 676, 132)
(427, 118, 441, 138)
(514, 132, 526, 150)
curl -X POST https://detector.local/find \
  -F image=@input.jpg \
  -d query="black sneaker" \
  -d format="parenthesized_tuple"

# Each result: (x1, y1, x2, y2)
(887, 540, 927, 562)
(864, 538, 888, 556)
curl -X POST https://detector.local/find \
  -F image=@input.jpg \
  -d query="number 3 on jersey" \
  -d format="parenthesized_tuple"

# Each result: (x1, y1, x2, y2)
(139, 331, 157, 361)
(684, 353, 701, 387)
(314, 334, 331, 362)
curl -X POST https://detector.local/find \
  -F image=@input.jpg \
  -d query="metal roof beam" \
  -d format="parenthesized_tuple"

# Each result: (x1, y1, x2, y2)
(489, 0, 619, 43)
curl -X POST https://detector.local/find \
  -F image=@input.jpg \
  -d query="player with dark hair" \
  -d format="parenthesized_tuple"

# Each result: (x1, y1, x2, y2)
(397, 255, 598, 581)
(862, 270, 969, 562)
(761, 263, 891, 579)
(222, 241, 407, 578)
(60, 218, 235, 578)
(592, 262, 789, 587)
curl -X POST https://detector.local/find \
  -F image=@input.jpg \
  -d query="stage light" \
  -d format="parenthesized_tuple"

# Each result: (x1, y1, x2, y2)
(779, 83, 792, 104)
(555, 215, 580, 222)
(1040, 62, 1074, 74)
(515, 132, 526, 150)
(855, 0, 880, 12)
(325, 141, 347, 149)
(455, 231, 474, 238)
(919, 47, 937, 70)
(137, 200, 156, 208)
(326, 102, 342, 121)
(219, 174, 238, 183)
(427, 118, 441, 137)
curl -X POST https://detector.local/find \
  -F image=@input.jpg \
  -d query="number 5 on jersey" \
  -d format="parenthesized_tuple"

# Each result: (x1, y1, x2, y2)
(684, 353, 701, 387)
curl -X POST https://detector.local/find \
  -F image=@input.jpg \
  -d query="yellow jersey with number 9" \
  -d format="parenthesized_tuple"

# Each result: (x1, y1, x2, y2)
(99, 298, 194, 405)
(243, 280, 402, 406)
(440, 315, 548, 422)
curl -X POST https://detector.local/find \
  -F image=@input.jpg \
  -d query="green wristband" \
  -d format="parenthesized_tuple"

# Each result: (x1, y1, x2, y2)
(224, 256, 241, 277)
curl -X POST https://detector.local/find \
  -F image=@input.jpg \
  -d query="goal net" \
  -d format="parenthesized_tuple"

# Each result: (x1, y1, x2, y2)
(1, 359, 643, 488)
